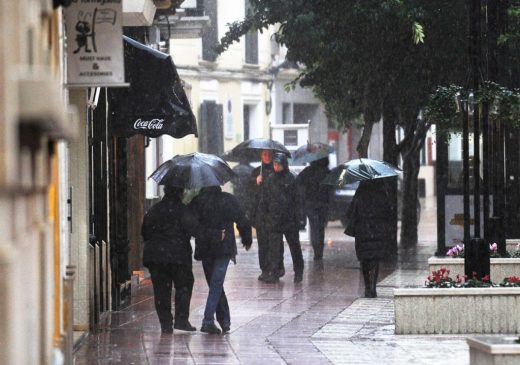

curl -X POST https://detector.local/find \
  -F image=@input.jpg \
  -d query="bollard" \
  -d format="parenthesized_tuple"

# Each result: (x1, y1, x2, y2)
(464, 237, 490, 280)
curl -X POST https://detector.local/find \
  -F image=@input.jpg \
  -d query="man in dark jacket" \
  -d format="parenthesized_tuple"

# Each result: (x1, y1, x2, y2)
(263, 153, 305, 283)
(231, 157, 254, 219)
(296, 157, 331, 260)
(250, 149, 284, 281)
(141, 186, 213, 334)
(345, 179, 393, 297)
(189, 186, 252, 335)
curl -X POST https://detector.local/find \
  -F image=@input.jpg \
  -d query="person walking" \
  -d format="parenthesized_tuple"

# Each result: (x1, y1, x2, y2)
(345, 179, 393, 298)
(231, 157, 254, 220)
(263, 153, 305, 283)
(141, 186, 210, 334)
(250, 149, 284, 281)
(189, 186, 252, 335)
(296, 157, 331, 260)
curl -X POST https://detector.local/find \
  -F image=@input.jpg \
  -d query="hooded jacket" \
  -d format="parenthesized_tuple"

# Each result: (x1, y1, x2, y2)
(263, 158, 305, 232)
(189, 186, 252, 260)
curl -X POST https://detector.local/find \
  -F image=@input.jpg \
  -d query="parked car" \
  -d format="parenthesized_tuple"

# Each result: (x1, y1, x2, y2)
(327, 181, 359, 227)
(327, 179, 421, 228)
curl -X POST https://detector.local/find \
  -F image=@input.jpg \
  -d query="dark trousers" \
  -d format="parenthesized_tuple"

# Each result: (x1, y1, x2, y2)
(148, 263, 194, 331)
(202, 257, 230, 328)
(361, 260, 379, 298)
(257, 225, 284, 274)
(267, 229, 304, 275)
(307, 208, 327, 258)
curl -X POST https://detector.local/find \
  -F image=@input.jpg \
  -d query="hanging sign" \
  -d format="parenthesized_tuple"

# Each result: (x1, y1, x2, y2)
(64, 0, 126, 87)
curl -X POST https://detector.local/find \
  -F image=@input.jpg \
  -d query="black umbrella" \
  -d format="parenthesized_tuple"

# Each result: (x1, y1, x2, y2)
(221, 138, 291, 162)
(322, 158, 401, 187)
(149, 152, 235, 189)
(109, 36, 197, 138)
(291, 142, 334, 165)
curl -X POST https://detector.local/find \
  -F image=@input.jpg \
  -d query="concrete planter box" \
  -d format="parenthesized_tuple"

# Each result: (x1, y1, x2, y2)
(467, 336, 520, 365)
(394, 287, 520, 334)
(428, 257, 520, 283)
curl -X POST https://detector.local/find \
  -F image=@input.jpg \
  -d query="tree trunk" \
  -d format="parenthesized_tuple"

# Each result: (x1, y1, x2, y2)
(400, 150, 420, 247)
(356, 118, 374, 158)
(382, 102, 398, 165)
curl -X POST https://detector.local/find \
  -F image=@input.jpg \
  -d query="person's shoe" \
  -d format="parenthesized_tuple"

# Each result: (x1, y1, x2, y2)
(263, 274, 279, 284)
(221, 325, 230, 334)
(277, 267, 285, 278)
(200, 323, 221, 335)
(161, 327, 173, 334)
(258, 272, 268, 281)
(174, 320, 196, 331)
(294, 272, 303, 283)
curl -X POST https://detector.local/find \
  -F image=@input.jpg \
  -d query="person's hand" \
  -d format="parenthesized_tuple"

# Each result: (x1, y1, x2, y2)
(221, 230, 226, 241)
(256, 175, 263, 185)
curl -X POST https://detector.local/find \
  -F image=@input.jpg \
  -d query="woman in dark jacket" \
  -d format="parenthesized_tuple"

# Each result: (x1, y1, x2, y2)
(189, 186, 252, 335)
(263, 153, 305, 283)
(346, 179, 394, 298)
(141, 186, 213, 334)
(296, 157, 331, 260)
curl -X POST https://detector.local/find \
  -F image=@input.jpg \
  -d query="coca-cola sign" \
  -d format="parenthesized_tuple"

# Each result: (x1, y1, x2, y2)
(133, 118, 164, 130)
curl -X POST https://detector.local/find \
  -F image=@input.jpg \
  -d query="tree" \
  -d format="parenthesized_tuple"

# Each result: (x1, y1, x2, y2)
(217, 0, 468, 246)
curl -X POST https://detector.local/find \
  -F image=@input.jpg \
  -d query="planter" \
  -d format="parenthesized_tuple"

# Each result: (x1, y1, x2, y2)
(428, 257, 520, 282)
(467, 336, 520, 365)
(394, 287, 520, 334)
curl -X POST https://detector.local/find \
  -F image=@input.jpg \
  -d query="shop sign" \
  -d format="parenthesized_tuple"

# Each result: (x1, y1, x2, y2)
(64, 0, 126, 87)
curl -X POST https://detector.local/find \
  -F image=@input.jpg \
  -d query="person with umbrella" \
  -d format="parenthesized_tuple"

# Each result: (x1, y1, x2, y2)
(141, 185, 216, 334)
(189, 185, 252, 335)
(331, 159, 400, 298)
(262, 152, 305, 283)
(230, 156, 254, 220)
(146, 152, 241, 334)
(223, 138, 291, 281)
(294, 143, 333, 260)
(250, 149, 289, 281)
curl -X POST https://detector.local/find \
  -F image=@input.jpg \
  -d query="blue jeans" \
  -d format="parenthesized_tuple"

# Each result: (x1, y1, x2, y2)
(202, 257, 230, 327)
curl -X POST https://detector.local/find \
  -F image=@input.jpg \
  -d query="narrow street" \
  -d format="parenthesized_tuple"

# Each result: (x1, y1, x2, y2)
(74, 199, 470, 364)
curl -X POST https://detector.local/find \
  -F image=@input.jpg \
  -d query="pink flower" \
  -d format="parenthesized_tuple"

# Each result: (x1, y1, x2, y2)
(489, 243, 498, 252)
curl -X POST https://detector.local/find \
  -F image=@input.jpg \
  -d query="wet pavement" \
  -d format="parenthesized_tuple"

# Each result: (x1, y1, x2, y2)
(74, 198, 473, 364)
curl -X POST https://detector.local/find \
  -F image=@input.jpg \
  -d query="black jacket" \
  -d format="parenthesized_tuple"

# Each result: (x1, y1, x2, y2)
(189, 186, 252, 260)
(264, 169, 304, 232)
(141, 193, 203, 267)
(296, 159, 331, 213)
(346, 180, 394, 261)
(249, 162, 274, 227)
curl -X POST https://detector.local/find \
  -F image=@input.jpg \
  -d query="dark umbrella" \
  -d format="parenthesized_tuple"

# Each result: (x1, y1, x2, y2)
(291, 142, 334, 165)
(109, 36, 197, 138)
(149, 152, 235, 189)
(221, 138, 291, 162)
(322, 158, 401, 187)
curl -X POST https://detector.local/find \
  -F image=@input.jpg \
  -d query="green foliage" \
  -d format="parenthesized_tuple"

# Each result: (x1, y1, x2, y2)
(412, 21, 425, 44)
(424, 82, 520, 138)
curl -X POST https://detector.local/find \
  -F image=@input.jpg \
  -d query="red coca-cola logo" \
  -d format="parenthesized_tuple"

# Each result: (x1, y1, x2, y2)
(133, 118, 164, 130)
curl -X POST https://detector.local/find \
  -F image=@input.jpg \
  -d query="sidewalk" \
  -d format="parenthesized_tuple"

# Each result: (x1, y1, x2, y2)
(74, 199, 473, 364)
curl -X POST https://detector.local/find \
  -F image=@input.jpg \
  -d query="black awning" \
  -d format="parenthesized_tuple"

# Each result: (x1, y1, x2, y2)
(108, 36, 197, 138)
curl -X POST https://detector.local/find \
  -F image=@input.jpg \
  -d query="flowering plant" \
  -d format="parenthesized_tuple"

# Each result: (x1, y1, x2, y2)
(446, 244, 465, 258)
(425, 268, 492, 288)
(499, 276, 520, 287)
(445, 242, 513, 258)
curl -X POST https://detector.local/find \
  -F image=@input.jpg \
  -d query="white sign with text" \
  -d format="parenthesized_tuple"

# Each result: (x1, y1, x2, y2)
(65, 0, 125, 87)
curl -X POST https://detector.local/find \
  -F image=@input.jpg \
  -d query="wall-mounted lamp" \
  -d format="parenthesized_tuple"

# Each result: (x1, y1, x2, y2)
(468, 91, 475, 116)
(454, 91, 462, 112)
